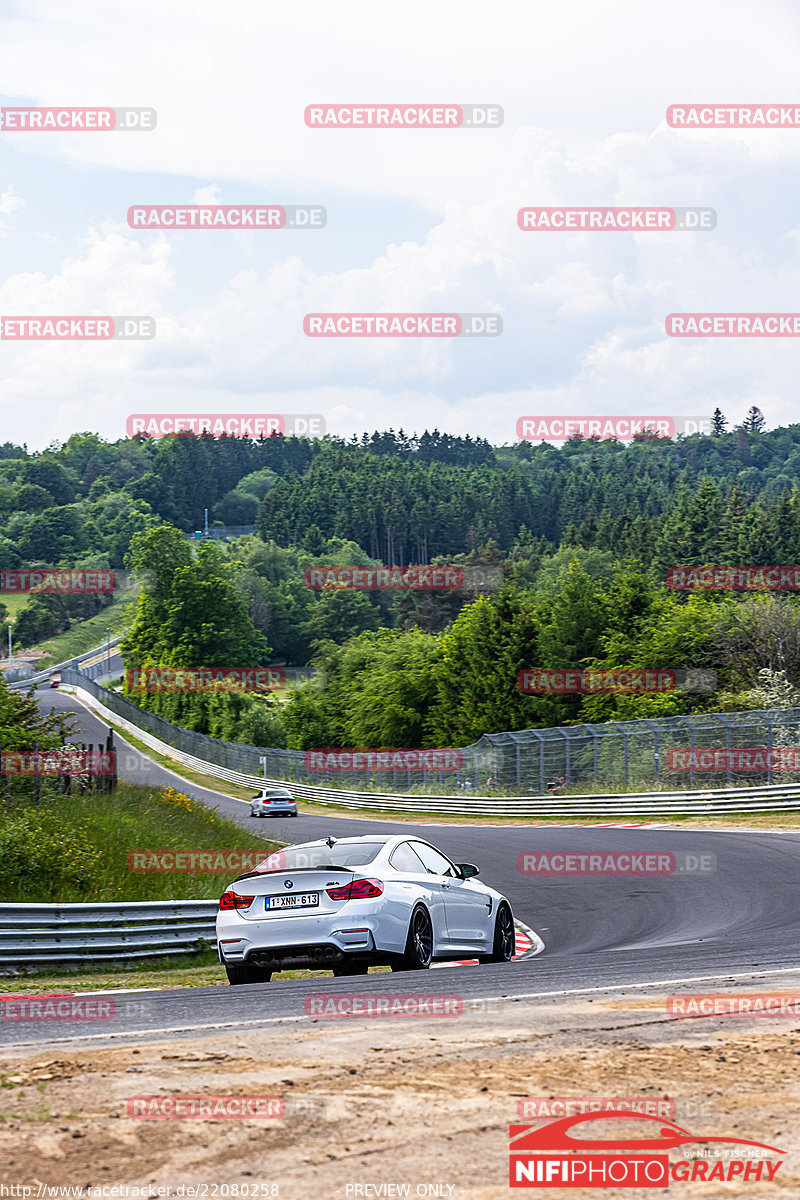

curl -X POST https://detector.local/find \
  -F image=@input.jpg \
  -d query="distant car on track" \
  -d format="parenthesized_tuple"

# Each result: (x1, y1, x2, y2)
(48, 677, 60, 689)
(249, 787, 298, 818)
(217, 833, 515, 985)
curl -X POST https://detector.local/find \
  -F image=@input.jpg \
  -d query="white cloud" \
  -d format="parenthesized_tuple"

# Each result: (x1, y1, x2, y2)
(192, 183, 222, 205)
(2, 0, 800, 446)
(0, 185, 25, 235)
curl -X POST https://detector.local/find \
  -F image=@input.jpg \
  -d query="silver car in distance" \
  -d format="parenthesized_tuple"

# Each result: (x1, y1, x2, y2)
(216, 834, 515, 984)
(249, 787, 298, 818)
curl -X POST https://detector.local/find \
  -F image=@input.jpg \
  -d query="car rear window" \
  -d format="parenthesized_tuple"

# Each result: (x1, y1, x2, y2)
(257, 842, 384, 870)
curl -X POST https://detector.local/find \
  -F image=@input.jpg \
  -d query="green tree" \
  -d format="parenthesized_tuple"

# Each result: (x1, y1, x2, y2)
(742, 406, 766, 433)
(18, 506, 84, 562)
(536, 561, 607, 666)
(427, 588, 547, 745)
(711, 408, 727, 435)
(20, 459, 76, 505)
(0, 673, 74, 751)
(123, 525, 270, 670)
(300, 589, 381, 649)
(12, 599, 61, 647)
(345, 628, 441, 748)
(14, 483, 53, 513)
(214, 491, 259, 524)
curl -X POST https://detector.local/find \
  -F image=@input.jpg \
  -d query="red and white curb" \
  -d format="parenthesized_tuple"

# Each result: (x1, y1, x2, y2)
(431, 919, 543, 968)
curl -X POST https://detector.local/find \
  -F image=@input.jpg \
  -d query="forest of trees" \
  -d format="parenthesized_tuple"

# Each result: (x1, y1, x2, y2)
(6, 413, 800, 752)
(118, 518, 800, 749)
(257, 418, 800, 568)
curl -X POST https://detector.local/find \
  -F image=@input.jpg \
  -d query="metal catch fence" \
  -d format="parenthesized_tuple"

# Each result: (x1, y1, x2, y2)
(60, 670, 800, 795)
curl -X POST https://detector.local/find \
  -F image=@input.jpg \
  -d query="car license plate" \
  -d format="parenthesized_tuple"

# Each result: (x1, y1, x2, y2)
(265, 892, 319, 910)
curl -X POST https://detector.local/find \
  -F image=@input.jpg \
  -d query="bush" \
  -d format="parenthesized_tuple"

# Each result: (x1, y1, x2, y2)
(0, 811, 102, 897)
(0, 783, 280, 902)
(13, 598, 61, 646)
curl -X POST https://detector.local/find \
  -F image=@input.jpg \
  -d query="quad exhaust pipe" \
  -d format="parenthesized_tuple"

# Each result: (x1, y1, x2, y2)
(250, 945, 342, 968)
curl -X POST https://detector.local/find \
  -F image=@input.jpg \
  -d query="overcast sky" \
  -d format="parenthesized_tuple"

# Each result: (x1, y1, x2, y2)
(1, 0, 799, 450)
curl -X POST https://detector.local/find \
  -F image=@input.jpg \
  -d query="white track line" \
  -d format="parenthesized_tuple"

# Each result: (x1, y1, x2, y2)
(6, 963, 800, 1049)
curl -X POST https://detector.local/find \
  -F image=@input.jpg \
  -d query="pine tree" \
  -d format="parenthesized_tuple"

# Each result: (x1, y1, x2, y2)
(651, 487, 696, 573)
(742, 406, 766, 433)
(719, 484, 746, 563)
(690, 478, 724, 561)
(711, 408, 727, 435)
(770, 489, 796, 564)
(737, 505, 773, 565)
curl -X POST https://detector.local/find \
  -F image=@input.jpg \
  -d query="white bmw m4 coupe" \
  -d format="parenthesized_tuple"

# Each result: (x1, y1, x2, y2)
(216, 834, 515, 984)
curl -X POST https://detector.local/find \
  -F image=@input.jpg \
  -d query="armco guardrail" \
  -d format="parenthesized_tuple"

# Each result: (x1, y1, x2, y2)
(62, 674, 800, 817)
(0, 900, 217, 966)
(6, 636, 124, 691)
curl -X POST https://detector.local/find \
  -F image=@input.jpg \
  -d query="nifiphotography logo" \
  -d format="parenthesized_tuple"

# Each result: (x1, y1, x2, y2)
(508, 1112, 785, 1187)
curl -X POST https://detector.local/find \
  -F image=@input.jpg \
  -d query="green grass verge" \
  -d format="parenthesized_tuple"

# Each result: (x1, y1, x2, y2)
(96, 717, 255, 801)
(1, 595, 29, 621)
(34, 588, 137, 668)
(0, 780, 281, 903)
(0, 952, 390, 991)
(0, 949, 227, 991)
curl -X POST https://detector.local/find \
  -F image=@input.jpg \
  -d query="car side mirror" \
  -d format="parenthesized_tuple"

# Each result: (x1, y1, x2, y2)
(458, 863, 480, 878)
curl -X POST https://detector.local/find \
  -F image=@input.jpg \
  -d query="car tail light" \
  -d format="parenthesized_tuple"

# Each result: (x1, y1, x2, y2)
(219, 891, 254, 910)
(326, 878, 384, 901)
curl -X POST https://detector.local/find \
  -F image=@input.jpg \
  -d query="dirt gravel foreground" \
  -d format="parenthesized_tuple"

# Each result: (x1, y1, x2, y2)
(1, 981, 799, 1199)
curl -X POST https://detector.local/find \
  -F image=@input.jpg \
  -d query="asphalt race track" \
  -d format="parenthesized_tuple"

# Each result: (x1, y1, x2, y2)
(9, 686, 800, 1048)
